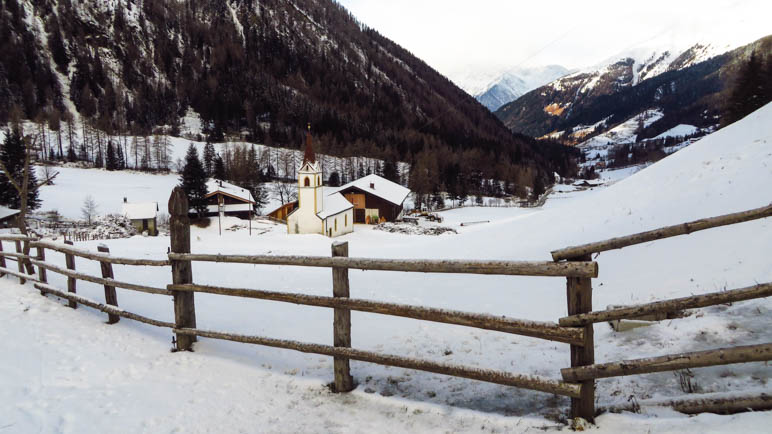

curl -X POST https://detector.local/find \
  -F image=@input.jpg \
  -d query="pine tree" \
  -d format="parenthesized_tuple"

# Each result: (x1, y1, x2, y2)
(0, 128, 40, 210)
(116, 143, 126, 169)
(213, 154, 226, 180)
(203, 141, 216, 176)
(105, 141, 117, 170)
(724, 51, 767, 126)
(382, 159, 399, 183)
(328, 171, 340, 187)
(179, 144, 209, 218)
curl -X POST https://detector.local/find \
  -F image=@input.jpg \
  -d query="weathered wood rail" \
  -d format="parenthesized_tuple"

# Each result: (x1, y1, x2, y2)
(2, 196, 772, 425)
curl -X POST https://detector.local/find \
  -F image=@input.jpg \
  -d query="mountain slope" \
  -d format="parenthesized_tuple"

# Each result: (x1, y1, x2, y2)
(495, 36, 772, 141)
(472, 65, 569, 111)
(0, 0, 577, 185)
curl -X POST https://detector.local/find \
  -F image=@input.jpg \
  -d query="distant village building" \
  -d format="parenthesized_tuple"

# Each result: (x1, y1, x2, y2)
(204, 180, 255, 220)
(286, 130, 354, 237)
(0, 206, 20, 228)
(333, 174, 410, 223)
(121, 199, 158, 236)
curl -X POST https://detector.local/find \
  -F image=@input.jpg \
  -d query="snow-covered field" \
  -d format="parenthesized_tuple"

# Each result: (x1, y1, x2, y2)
(2, 103, 772, 432)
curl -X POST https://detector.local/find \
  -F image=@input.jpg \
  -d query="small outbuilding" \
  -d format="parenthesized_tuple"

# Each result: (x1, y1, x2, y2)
(0, 206, 20, 228)
(332, 174, 410, 223)
(121, 199, 159, 236)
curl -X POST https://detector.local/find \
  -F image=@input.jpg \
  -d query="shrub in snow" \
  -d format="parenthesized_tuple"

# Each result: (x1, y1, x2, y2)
(373, 222, 456, 236)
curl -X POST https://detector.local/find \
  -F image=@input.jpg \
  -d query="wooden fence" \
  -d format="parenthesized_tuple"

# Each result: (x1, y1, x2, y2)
(1, 191, 771, 423)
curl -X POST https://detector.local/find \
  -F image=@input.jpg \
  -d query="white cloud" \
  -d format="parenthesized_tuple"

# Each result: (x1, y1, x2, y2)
(337, 0, 771, 78)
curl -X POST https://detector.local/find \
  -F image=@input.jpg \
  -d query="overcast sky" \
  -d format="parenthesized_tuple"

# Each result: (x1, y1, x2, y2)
(337, 0, 771, 78)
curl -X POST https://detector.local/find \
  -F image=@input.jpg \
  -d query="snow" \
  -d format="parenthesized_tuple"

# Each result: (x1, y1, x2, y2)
(653, 124, 699, 140)
(120, 202, 158, 220)
(2, 103, 772, 431)
(330, 174, 410, 206)
(0, 206, 20, 220)
(317, 192, 354, 220)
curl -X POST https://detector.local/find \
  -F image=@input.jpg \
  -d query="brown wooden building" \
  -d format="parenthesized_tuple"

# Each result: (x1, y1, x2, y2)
(202, 180, 255, 220)
(334, 174, 410, 223)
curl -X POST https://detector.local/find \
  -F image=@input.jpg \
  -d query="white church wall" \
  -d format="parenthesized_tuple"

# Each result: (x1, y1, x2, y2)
(323, 208, 354, 237)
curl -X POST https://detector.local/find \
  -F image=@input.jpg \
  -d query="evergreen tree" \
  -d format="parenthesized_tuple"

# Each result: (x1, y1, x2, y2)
(382, 159, 399, 183)
(328, 171, 340, 187)
(116, 143, 126, 169)
(0, 128, 40, 210)
(179, 144, 208, 218)
(213, 154, 226, 180)
(203, 141, 216, 176)
(67, 141, 77, 161)
(105, 141, 117, 170)
(724, 51, 768, 126)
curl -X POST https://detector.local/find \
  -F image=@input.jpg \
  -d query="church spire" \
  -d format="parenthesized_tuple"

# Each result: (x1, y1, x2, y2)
(303, 123, 315, 165)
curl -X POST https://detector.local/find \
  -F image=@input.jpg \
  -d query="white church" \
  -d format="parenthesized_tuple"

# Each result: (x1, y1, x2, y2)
(286, 132, 354, 237)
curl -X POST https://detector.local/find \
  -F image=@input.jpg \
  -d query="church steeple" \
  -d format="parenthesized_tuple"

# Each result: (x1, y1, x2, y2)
(303, 123, 315, 165)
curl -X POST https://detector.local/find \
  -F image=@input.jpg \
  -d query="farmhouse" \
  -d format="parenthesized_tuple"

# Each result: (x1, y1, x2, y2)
(332, 174, 410, 223)
(204, 179, 255, 220)
(121, 199, 158, 236)
(286, 132, 354, 237)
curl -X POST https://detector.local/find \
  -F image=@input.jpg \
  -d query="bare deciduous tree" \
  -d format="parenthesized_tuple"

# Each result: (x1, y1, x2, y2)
(81, 195, 98, 225)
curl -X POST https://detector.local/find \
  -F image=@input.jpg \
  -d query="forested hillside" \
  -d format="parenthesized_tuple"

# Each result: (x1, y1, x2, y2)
(0, 0, 579, 194)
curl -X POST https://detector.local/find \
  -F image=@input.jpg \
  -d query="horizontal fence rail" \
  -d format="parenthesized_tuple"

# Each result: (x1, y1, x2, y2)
(551, 203, 772, 260)
(168, 283, 584, 345)
(560, 282, 772, 326)
(173, 327, 582, 397)
(599, 392, 772, 415)
(169, 253, 598, 278)
(0, 234, 39, 241)
(33, 282, 174, 328)
(561, 343, 772, 382)
(31, 240, 171, 266)
(33, 260, 171, 296)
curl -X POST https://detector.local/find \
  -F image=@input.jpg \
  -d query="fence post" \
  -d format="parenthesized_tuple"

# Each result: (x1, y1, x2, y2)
(64, 240, 77, 309)
(36, 245, 48, 288)
(97, 245, 120, 324)
(169, 187, 197, 351)
(567, 254, 595, 422)
(331, 241, 355, 392)
(0, 240, 5, 277)
(14, 240, 25, 284)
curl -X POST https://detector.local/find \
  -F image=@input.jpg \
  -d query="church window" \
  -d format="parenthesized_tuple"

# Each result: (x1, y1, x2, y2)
(304, 177, 310, 187)
(344, 215, 347, 226)
(335, 218, 338, 231)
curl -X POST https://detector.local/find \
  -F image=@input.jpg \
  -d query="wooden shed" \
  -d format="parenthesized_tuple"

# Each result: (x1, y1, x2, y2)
(0, 206, 20, 228)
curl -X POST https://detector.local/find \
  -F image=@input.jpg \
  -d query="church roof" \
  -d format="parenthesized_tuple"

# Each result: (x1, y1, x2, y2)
(330, 174, 410, 206)
(316, 192, 353, 219)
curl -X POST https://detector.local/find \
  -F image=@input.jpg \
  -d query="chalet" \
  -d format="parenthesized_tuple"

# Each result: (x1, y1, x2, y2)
(203, 180, 255, 220)
(332, 174, 410, 223)
(286, 130, 354, 237)
(0, 206, 20, 228)
(121, 199, 158, 236)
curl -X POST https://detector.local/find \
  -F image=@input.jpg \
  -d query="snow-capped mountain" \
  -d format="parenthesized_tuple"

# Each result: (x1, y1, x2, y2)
(495, 35, 771, 141)
(448, 65, 570, 111)
(474, 65, 570, 111)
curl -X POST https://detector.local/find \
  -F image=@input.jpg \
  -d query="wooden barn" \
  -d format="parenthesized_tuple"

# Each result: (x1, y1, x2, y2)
(203, 180, 255, 220)
(267, 201, 297, 222)
(333, 174, 410, 223)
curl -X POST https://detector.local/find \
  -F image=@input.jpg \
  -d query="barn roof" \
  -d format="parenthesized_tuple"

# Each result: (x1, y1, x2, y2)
(317, 192, 353, 219)
(0, 206, 20, 220)
(332, 174, 410, 206)
(121, 202, 158, 220)
(206, 179, 255, 204)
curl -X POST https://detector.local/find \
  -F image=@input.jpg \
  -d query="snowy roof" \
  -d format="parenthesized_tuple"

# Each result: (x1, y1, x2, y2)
(331, 174, 410, 206)
(316, 192, 353, 219)
(206, 179, 255, 204)
(121, 202, 158, 220)
(0, 206, 20, 220)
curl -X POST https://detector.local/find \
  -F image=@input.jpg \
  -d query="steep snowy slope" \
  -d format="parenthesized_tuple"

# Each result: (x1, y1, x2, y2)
(471, 65, 570, 111)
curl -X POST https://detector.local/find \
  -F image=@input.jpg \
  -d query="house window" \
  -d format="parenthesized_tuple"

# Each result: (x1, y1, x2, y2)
(304, 177, 310, 187)
(335, 218, 338, 231)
